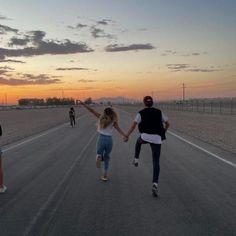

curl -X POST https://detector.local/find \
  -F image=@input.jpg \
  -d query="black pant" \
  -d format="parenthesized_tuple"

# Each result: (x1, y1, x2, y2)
(70, 116, 75, 126)
(135, 137, 161, 183)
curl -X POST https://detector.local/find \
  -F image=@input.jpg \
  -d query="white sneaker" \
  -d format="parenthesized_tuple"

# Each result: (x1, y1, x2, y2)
(132, 158, 139, 167)
(0, 185, 7, 193)
(100, 175, 108, 181)
(152, 183, 158, 197)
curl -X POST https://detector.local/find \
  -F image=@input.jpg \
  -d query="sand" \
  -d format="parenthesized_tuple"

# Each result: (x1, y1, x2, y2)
(0, 107, 85, 146)
(166, 110, 236, 154)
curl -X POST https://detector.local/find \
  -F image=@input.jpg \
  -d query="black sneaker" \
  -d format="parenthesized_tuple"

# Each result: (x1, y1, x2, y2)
(152, 184, 158, 197)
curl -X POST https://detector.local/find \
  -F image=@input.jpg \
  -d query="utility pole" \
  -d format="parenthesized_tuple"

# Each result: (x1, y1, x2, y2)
(151, 91, 154, 101)
(182, 83, 186, 101)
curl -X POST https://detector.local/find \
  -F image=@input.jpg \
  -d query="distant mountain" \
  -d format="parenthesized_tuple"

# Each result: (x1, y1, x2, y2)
(94, 96, 139, 104)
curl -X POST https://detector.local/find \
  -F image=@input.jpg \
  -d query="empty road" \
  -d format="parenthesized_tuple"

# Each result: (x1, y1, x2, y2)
(0, 108, 235, 236)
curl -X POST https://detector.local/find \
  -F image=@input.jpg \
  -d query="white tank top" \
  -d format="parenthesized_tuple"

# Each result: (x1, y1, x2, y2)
(97, 122, 114, 136)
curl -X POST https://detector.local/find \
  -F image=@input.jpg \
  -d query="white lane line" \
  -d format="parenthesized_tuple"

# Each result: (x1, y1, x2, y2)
(168, 131, 236, 168)
(2, 114, 88, 153)
(23, 131, 97, 236)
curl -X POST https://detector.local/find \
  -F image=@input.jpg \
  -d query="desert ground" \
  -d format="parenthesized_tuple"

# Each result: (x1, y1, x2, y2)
(0, 105, 235, 154)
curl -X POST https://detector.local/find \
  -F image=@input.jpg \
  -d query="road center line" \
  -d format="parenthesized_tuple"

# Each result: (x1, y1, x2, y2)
(23, 131, 97, 236)
(168, 131, 236, 168)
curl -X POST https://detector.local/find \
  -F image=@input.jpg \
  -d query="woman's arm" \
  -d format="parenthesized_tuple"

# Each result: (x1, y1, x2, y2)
(114, 122, 128, 138)
(79, 100, 100, 118)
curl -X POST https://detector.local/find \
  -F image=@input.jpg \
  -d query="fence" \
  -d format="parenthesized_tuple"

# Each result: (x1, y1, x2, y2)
(158, 99, 236, 115)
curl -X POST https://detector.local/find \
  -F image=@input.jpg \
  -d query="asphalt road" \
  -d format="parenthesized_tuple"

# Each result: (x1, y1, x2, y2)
(0, 108, 235, 236)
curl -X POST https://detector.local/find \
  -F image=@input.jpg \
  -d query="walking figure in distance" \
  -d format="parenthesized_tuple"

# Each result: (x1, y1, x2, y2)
(0, 124, 7, 193)
(79, 100, 127, 181)
(69, 107, 76, 127)
(125, 96, 169, 197)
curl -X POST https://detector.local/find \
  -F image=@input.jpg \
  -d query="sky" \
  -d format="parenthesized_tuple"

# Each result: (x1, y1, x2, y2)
(0, 0, 236, 104)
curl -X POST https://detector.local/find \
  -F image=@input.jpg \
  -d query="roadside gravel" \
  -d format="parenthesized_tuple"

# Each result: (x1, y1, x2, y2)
(119, 106, 236, 155)
(0, 107, 85, 146)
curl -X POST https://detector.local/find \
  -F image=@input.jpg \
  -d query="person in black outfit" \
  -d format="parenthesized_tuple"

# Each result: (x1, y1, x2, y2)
(69, 107, 76, 127)
(125, 96, 169, 196)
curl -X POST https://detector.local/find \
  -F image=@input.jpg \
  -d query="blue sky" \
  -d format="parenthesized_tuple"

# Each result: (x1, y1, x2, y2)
(0, 0, 236, 103)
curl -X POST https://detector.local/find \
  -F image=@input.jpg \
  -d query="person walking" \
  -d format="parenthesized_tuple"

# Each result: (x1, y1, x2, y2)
(125, 96, 169, 196)
(79, 100, 127, 181)
(0, 124, 7, 193)
(69, 107, 76, 127)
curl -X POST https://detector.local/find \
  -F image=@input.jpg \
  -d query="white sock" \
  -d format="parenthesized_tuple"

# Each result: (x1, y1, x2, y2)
(134, 158, 139, 163)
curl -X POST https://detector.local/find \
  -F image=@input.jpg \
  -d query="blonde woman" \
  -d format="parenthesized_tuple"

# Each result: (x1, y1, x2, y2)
(79, 101, 127, 181)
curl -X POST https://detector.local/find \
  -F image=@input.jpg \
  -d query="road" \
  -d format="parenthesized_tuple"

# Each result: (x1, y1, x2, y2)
(0, 108, 235, 236)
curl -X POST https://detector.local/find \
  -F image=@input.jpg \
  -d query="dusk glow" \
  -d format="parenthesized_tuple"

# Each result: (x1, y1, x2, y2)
(0, 0, 236, 104)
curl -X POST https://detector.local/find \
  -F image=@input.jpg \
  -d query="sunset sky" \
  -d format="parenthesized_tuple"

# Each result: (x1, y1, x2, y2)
(0, 0, 236, 104)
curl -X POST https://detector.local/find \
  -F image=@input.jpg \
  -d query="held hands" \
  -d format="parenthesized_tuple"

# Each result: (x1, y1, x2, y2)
(123, 135, 129, 142)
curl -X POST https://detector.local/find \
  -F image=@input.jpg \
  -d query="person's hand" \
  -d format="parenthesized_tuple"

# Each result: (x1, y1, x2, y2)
(123, 135, 128, 142)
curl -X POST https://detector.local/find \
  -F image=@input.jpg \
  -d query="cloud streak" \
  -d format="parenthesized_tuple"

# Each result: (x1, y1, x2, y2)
(0, 24, 18, 34)
(78, 79, 97, 83)
(0, 29, 94, 58)
(0, 39, 93, 58)
(8, 36, 30, 46)
(56, 67, 89, 71)
(96, 19, 113, 26)
(166, 64, 220, 72)
(67, 23, 88, 30)
(90, 26, 114, 39)
(0, 14, 11, 20)
(0, 59, 26, 63)
(105, 43, 155, 52)
(161, 50, 207, 57)
(0, 73, 61, 86)
(67, 18, 115, 39)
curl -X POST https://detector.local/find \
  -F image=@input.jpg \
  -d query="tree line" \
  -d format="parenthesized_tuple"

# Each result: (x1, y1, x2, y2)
(18, 97, 76, 106)
(18, 97, 94, 106)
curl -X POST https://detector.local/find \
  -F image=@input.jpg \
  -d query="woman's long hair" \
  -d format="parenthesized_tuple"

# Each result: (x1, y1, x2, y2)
(99, 107, 118, 129)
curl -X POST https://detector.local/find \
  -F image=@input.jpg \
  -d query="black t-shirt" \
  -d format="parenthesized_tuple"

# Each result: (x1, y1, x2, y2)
(69, 110, 75, 117)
